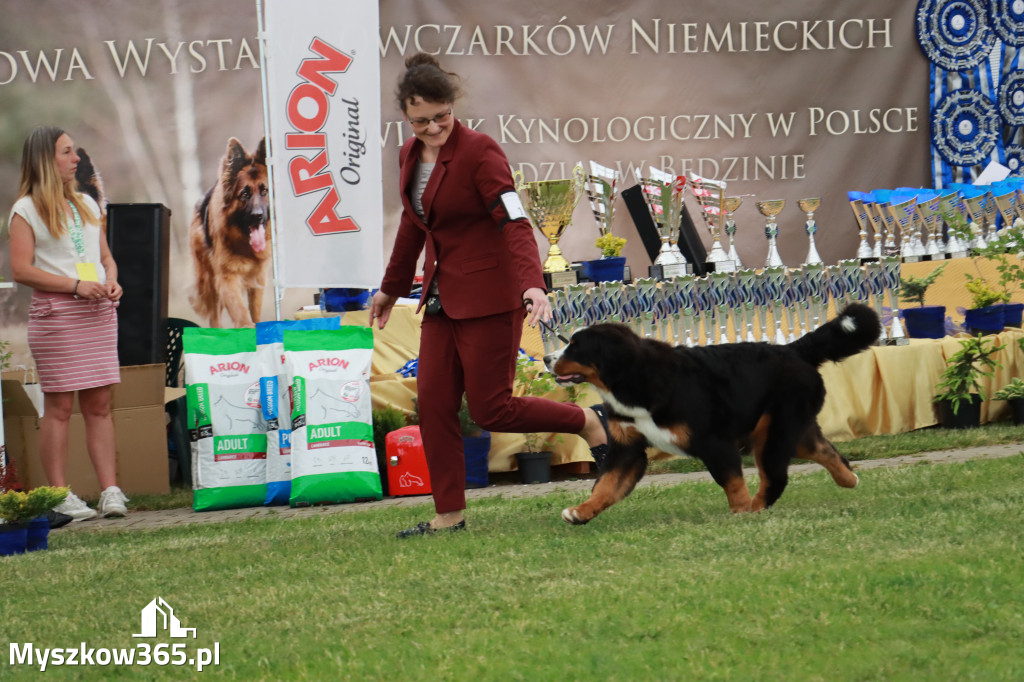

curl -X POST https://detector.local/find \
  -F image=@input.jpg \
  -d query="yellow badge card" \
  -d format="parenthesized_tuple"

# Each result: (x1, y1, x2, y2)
(76, 262, 100, 282)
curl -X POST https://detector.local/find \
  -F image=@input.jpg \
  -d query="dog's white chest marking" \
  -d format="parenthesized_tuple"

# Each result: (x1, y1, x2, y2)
(598, 391, 690, 457)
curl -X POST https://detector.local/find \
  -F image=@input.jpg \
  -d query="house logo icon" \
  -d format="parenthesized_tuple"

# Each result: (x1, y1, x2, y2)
(133, 597, 197, 639)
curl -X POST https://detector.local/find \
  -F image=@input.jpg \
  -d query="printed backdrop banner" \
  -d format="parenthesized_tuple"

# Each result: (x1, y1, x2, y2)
(263, 0, 383, 288)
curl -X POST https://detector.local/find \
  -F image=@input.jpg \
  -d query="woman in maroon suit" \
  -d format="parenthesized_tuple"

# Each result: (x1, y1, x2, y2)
(370, 54, 608, 536)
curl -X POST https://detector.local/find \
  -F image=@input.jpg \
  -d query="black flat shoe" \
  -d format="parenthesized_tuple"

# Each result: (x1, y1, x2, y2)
(46, 509, 74, 530)
(396, 520, 466, 538)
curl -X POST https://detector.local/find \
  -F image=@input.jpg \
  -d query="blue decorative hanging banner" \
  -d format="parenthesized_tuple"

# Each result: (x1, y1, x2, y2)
(917, 0, 996, 71)
(991, 0, 1024, 46)
(1005, 143, 1024, 175)
(999, 66, 1024, 125)
(931, 89, 1001, 166)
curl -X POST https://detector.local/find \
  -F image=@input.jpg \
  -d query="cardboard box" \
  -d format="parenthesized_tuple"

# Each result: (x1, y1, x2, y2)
(2, 364, 170, 497)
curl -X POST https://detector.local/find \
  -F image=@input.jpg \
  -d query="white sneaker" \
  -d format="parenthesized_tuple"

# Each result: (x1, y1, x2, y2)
(54, 491, 98, 521)
(98, 486, 129, 518)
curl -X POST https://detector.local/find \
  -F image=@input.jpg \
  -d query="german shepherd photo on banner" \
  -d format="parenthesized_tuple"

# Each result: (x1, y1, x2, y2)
(189, 137, 271, 327)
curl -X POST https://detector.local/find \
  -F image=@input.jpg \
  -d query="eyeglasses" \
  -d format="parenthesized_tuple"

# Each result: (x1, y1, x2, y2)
(408, 106, 452, 130)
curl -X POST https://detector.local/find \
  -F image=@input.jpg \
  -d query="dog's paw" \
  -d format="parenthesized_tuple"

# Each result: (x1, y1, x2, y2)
(561, 507, 590, 525)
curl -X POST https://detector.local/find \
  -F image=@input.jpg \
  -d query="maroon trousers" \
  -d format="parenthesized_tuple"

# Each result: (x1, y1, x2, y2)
(417, 308, 585, 513)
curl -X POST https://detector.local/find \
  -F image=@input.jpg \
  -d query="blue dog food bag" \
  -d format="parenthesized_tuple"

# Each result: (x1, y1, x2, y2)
(184, 328, 267, 512)
(284, 327, 382, 506)
(256, 317, 341, 506)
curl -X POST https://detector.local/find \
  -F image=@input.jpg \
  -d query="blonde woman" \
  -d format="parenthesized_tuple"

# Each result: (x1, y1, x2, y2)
(8, 126, 128, 520)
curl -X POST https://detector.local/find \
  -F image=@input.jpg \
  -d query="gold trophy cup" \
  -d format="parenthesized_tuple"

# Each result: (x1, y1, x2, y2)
(757, 199, 786, 267)
(514, 165, 586, 287)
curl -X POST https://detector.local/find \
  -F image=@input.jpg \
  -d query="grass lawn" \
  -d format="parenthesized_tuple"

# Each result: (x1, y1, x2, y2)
(3, 454, 1023, 680)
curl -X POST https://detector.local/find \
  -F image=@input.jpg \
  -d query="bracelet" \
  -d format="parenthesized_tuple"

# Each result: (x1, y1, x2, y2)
(73, 279, 80, 299)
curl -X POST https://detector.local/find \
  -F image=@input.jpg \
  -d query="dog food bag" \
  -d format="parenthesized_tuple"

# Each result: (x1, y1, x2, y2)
(184, 328, 267, 511)
(256, 317, 341, 506)
(283, 327, 382, 506)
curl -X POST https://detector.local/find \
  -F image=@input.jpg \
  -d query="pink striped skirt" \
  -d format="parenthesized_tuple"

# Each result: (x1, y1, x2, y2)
(27, 291, 121, 393)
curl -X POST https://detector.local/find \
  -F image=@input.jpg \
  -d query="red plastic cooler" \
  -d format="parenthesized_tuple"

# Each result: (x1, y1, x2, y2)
(385, 426, 432, 496)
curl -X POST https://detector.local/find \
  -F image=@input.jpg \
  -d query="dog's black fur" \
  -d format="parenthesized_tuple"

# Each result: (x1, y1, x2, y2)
(546, 303, 881, 524)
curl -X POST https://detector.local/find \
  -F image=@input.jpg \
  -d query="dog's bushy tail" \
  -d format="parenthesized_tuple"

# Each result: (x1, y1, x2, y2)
(789, 303, 881, 366)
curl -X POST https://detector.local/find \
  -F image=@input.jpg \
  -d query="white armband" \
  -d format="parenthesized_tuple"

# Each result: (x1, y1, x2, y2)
(500, 191, 528, 221)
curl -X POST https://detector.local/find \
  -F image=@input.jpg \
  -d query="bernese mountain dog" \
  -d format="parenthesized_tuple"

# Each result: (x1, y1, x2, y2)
(545, 303, 880, 524)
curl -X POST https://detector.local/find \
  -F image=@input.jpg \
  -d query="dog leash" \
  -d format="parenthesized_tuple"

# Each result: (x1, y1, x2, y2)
(523, 298, 571, 344)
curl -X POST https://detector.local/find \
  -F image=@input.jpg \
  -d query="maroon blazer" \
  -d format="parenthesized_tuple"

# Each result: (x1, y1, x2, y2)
(378, 119, 545, 319)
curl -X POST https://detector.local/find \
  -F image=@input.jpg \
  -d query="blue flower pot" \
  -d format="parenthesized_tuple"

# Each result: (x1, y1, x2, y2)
(902, 306, 946, 339)
(964, 304, 1005, 335)
(0, 524, 28, 556)
(1004, 302, 1023, 328)
(26, 516, 50, 552)
(463, 431, 491, 489)
(581, 257, 626, 283)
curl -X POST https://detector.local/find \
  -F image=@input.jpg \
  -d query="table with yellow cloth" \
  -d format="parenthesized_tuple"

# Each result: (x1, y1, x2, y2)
(301, 290, 1024, 472)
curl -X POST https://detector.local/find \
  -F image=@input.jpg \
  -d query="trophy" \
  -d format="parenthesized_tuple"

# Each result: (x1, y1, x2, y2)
(585, 161, 620, 237)
(672, 274, 699, 347)
(723, 196, 745, 268)
(635, 167, 690, 277)
(915, 192, 945, 259)
(634, 277, 659, 338)
(782, 268, 800, 342)
(939, 191, 969, 258)
(735, 269, 759, 342)
(797, 198, 823, 266)
(803, 262, 828, 331)
(513, 164, 585, 288)
(709, 272, 733, 344)
(961, 189, 989, 251)
(763, 266, 789, 344)
(881, 255, 909, 345)
(657, 280, 680, 345)
(887, 193, 923, 262)
(847, 192, 875, 261)
(690, 173, 736, 272)
(756, 199, 786, 267)
(601, 281, 626, 322)
(992, 188, 1021, 233)
(753, 270, 772, 342)
(864, 262, 889, 345)
(839, 259, 869, 305)
(871, 189, 899, 256)
(861, 192, 886, 258)
(692, 276, 714, 345)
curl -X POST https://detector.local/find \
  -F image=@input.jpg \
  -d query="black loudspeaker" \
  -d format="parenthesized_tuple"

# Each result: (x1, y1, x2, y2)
(106, 203, 171, 367)
(621, 184, 709, 276)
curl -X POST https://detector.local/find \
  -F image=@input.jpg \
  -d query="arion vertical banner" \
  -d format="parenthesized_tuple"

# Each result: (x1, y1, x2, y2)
(263, 0, 383, 288)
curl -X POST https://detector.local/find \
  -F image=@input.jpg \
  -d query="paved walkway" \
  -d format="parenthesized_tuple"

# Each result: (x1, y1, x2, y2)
(61, 444, 1024, 533)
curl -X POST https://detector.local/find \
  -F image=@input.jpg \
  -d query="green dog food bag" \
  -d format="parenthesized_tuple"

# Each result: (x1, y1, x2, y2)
(284, 327, 381, 506)
(184, 328, 268, 511)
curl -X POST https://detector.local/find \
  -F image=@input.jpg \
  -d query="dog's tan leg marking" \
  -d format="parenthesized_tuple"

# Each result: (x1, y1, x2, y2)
(748, 414, 771, 512)
(796, 431, 859, 489)
(220, 275, 254, 327)
(562, 468, 643, 524)
(722, 475, 753, 513)
(563, 423, 645, 525)
(248, 285, 264, 325)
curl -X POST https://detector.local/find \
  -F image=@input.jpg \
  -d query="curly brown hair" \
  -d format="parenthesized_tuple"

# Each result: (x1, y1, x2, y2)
(395, 52, 462, 111)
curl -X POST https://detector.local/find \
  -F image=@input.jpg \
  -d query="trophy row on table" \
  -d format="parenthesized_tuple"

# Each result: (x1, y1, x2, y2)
(848, 178, 1024, 262)
(512, 161, 832, 289)
(538, 257, 909, 356)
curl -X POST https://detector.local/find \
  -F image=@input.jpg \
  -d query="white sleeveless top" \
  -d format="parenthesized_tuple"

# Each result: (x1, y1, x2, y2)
(10, 194, 107, 284)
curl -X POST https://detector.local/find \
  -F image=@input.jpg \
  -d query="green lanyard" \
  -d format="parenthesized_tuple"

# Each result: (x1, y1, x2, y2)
(67, 202, 86, 261)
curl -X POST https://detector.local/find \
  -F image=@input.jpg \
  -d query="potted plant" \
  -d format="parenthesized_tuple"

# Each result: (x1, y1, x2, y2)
(0, 486, 68, 555)
(458, 397, 491, 489)
(971, 223, 1024, 327)
(512, 354, 569, 483)
(993, 377, 1024, 425)
(372, 405, 408, 497)
(963, 276, 1010, 335)
(581, 233, 628, 283)
(403, 396, 491, 490)
(899, 262, 947, 338)
(933, 335, 1004, 429)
